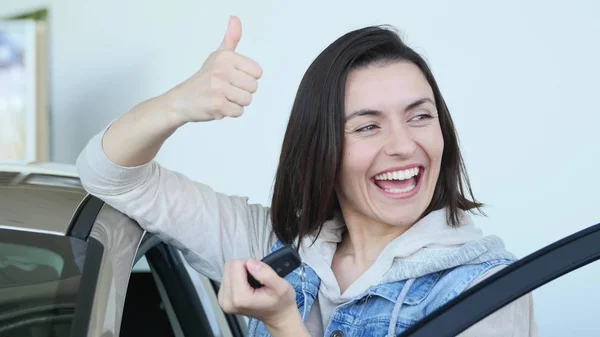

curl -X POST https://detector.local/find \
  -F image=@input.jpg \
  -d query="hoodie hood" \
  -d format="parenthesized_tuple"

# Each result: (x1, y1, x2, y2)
(378, 209, 516, 283)
(298, 207, 516, 303)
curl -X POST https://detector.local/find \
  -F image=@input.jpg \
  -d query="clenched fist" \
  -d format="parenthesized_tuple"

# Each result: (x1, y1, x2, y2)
(165, 16, 263, 125)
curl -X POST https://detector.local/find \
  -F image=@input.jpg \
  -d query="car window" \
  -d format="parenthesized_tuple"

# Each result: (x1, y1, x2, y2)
(123, 250, 223, 337)
(179, 253, 238, 337)
(458, 259, 600, 336)
(530, 259, 600, 336)
(132, 254, 150, 272)
(399, 222, 600, 337)
(120, 255, 178, 337)
(127, 235, 241, 337)
(0, 228, 88, 337)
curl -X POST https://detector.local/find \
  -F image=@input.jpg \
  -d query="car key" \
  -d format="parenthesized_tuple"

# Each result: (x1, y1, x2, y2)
(247, 245, 302, 289)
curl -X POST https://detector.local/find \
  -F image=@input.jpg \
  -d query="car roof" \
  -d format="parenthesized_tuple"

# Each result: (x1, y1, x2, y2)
(0, 162, 79, 177)
(0, 162, 87, 236)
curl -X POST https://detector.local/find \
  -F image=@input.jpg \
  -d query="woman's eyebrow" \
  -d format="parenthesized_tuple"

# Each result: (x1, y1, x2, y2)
(345, 108, 382, 122)
(345, 97, 435, 122)
(405, 97, 435, 111)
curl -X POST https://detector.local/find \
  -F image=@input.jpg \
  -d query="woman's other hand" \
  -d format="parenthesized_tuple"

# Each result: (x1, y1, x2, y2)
(165, 15, 263, 126)
(218, 259, 305, 333)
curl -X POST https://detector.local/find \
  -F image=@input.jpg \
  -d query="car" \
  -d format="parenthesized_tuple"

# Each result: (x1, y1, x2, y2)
(0, 162, 246, 337)
(0, 162, 598, 337)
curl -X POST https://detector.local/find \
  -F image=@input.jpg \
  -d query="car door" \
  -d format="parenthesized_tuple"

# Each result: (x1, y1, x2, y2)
(68, 196, 144, 337)
(120, 233, 246, 337)
(398, 221, 600, 337)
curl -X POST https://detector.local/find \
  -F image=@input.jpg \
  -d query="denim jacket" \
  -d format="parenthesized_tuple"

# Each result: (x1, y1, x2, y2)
(247, 239, 514, 337)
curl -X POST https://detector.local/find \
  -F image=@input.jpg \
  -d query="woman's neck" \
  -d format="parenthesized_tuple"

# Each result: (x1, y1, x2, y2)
(335, 210, 411, 269)
(330, 211, 410, 293)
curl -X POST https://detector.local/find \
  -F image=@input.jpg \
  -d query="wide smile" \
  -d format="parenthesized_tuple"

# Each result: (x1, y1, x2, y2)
(370, 166, 424, 200)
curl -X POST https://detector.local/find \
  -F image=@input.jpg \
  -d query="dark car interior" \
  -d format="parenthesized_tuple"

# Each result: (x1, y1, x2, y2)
(119, 242, 217, 337)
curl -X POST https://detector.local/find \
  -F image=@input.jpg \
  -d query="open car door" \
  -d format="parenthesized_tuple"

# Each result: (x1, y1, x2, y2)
(398, 222, 600, 337)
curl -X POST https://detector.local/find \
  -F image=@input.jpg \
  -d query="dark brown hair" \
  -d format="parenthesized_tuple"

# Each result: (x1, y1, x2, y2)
(270, 25, 483, 244)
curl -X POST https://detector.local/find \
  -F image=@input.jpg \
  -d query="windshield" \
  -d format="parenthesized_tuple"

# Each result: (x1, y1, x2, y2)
(0, 228, 88, 336)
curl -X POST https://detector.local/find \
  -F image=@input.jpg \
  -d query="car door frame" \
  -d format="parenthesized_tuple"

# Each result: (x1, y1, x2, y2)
(67, 195, 146, 337)
(143, 242, 217, 337)
(398, 222, 600, 337)
(67, 194, 105, 337)
(209, 279, 248, 337)
(133, 232, 247, 337)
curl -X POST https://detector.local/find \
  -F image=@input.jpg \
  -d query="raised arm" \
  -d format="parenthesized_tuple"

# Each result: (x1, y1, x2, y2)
(76, 16, 272, 282)
(101, 15, 262, 167)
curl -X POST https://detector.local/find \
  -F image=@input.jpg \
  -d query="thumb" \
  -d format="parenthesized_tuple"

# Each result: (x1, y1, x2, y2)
(246, 259, 288, 292)
(218, 15, 242, 51)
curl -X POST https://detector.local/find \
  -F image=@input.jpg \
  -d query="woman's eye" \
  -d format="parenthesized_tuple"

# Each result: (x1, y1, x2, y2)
(410, 114, 433, 122)
(356, 124, 378, 132)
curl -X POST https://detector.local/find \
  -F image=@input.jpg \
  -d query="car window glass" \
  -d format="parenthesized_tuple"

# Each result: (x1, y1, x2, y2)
(0, 228, 88, 337)
(120, 256, 177, 337)
(132, 254, 150, 272)
(461, 260, 600, 336)
(179, 254, 232, 337)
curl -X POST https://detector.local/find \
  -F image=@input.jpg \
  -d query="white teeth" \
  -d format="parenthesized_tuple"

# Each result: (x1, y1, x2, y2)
(375, 167, 420, 181)
(384, 184, 416, 194)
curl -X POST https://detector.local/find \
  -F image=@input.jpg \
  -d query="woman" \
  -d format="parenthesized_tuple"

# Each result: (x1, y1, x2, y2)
(76, 16, 537, 337)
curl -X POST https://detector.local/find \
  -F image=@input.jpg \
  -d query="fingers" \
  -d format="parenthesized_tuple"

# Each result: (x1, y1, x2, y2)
(213, 51, 262, 79)
(232, 53, 263, 79)
(207, 68, 254, 118)
(230, 260, 253, 309)
(246, 259, 289, 296)
(224, 83, 252, 107)
(218, 16, 242, 51)
(229, 69, 259, 93)
(215, 15, 263, 81)
(217, 260, 232, 308)
(219, 260, 251, 313)
(206, 81, 245, 118)
(218, 97, 244, 118)
(212, 15, 262, 79)
(218, 259, 296, 320)
(173, 15, 260, 123)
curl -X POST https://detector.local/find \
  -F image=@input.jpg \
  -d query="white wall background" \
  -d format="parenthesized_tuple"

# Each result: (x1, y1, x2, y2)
(2, 0, 599, 335)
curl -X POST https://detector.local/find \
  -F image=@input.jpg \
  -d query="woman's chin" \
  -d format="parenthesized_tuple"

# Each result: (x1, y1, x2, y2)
(371, 209, 421, 229)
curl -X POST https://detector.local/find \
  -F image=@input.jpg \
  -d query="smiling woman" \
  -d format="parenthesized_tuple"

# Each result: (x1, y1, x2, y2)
(76, 16, 537, 337)
(340, 63, 444, 233)
(270, 39, 481, 249)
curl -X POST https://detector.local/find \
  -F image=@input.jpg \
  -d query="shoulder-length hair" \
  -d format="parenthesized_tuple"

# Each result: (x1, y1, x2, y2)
(270, 25, 482, 244)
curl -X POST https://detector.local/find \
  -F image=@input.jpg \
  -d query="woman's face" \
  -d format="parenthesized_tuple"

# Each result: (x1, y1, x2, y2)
(336, 61, 444, 230)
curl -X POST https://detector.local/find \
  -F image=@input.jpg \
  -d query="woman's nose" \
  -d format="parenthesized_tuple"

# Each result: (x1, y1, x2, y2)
(383, 125, 417, 158)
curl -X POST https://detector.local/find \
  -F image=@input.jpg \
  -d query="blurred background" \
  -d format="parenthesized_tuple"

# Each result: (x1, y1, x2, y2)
(0, 0, 598, 335)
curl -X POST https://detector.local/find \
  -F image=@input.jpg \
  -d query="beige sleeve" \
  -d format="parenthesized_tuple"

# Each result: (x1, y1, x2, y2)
(457, 265, 539, 337)
(76, 127, 276, 282)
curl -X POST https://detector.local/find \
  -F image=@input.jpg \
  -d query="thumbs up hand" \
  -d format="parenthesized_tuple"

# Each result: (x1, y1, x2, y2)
(165, 16, 263, 125)
(218, 15, 242, 51)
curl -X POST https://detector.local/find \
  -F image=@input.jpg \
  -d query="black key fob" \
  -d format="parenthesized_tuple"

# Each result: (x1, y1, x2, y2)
(247, 245, 302, 289)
